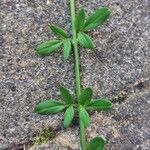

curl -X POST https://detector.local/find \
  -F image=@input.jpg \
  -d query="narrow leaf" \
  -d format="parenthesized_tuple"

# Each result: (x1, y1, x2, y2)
(75, 9, 85, 32)
(63, 105, 74, 128)
(63, 39, 71, 60)
(78, 32, 95, 49)
(49, 24, 68, 38)
(60, 86, 74, 104)
(79, 106, 90, 128)
(37, 105, 66, 115)
(84, 7, 111, 31)
(35, 100, 66, 115)
(36, 40, 62, 56)
(86, 99, 112, 111)
(78, 88, 93, 105)
(88, 136, 106, 150)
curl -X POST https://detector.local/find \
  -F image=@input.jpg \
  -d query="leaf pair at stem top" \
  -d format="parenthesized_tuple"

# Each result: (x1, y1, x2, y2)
(35, 86, 112, 129)
(76, 7, 110, 50)
(36, 7, 110, 59)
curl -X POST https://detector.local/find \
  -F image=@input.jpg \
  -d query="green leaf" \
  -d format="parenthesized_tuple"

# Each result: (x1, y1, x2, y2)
(78, 87, 93, 105)
(49, 24, 68, 38)
(86, 99, 112, 111)
(88, 136, 106, 150)
(35, 100, 66, 115)
(75, 9, 85, 32)
(84, 7, 111, 31)
(60, 86, 74, 104)
(79, 106, 90, 128)
(36, 40, 62, 56)
(63, 105, 74, 128)
(78, 32, 95, 49)
(63, 39, 71, 60)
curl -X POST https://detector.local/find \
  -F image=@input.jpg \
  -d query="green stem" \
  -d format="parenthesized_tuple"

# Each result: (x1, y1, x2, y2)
(70, 0, 87, 150)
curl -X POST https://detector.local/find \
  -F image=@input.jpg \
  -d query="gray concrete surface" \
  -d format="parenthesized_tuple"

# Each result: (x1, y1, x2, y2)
(0, 0, 150, 149)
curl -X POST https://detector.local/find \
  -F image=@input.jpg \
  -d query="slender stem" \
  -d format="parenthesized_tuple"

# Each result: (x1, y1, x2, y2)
(70, 1, 81, 97)
(70, 0, 87, 150)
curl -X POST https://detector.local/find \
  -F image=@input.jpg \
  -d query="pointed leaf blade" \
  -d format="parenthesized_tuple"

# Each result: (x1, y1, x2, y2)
(63, 105, 74, 128)
(86, 99, 112, 111)
(78, 88, 93, 105)
(84, 7, 111, 31)
(35, 100, 66, 115)
(36, 40, 62, 56)
(49, 24, 68, 38)
(63, 39, 71, 60)
(79, 106, 90, 128)
(75, 9, 85, 32)
(88, 136, 106, 150)
(60, 86, 74, 104)
(78, 32, 95, 49)
(37, 105, 66, 115)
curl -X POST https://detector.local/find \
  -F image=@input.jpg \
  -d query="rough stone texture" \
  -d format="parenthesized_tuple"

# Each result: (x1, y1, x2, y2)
(0, 0, 149, 149)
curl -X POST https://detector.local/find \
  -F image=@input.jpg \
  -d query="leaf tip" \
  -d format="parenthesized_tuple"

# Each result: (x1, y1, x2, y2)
(48, 24, 54, 28)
